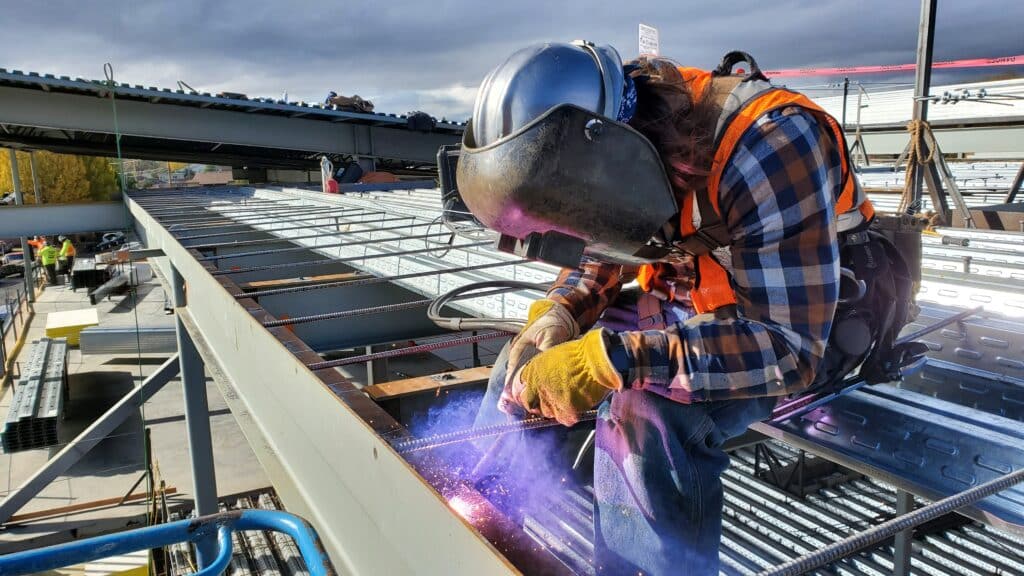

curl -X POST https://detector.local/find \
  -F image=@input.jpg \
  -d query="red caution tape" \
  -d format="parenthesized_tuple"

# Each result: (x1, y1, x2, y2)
(764, 54, 1024, 78)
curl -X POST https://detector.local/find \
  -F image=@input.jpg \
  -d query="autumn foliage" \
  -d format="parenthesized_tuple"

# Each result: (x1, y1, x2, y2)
(0, 151, 119, 204)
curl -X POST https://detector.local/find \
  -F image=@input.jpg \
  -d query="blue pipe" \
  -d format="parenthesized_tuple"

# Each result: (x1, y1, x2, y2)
(0, 509, 334, 576)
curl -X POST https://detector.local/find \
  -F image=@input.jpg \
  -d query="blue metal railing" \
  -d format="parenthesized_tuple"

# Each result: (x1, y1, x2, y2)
(0, 509, 335, 576)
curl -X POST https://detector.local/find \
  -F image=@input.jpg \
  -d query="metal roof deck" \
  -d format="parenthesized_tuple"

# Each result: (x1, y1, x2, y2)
(107, 184, 1024, 575)
(0, 68, 466, 133)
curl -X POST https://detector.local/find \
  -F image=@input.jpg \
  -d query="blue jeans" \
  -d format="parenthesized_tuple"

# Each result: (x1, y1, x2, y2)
(473, 298, 776, 575)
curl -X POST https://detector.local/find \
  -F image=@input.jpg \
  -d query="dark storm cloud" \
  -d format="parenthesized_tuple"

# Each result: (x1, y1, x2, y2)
(2, 1, 1021, 119)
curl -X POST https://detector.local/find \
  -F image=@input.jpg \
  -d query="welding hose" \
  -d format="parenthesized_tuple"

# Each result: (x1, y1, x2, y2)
(758, 467, 1024, 576)
(427, 280, 548, 334)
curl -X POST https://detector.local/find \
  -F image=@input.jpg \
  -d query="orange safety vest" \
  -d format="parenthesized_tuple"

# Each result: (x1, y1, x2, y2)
(637, 61, 875, 314)
(60, 239, 77, 258)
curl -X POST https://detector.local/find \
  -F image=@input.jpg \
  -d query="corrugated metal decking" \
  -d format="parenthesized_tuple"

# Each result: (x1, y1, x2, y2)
(124, 185, 1024, 574)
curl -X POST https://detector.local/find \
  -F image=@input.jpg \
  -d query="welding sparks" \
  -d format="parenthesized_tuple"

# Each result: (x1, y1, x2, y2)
(448, 494, 481, 521)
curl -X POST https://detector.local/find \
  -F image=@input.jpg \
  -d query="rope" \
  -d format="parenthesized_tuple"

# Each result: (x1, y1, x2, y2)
(899, 119, 937, 214)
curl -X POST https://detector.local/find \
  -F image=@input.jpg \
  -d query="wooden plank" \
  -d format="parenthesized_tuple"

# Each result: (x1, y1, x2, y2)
(8, 487, 178, 522)
(239, 271, 371, 291)
(365, 366, 492, 401)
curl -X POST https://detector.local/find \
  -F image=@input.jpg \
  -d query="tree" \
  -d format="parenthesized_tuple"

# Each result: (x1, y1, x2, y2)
(0, 151, 119, 203)
(82, 156, 119, 201)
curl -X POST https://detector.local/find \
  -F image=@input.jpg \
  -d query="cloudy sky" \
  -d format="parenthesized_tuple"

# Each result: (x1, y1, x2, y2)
(3, 1, 1022, 120)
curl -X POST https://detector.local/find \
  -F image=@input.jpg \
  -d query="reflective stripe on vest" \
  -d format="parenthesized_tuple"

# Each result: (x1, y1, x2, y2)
(638, 68, 874, 314)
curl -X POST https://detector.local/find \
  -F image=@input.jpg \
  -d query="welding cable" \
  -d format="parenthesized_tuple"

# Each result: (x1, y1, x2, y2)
(391, 409, 600, 454)
(233, 259, 530, 299)
(427, 280, 549, 333)
(758, 467, 1024, 576)
(199, 231, 463, 262)
(211, 241, 493, 275)
(306, 331, 507, 371)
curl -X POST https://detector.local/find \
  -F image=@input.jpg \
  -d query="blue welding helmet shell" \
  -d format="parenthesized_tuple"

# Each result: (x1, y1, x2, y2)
(458, 41, 678, 265)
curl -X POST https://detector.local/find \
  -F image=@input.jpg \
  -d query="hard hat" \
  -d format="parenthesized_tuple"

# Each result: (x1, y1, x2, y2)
(457, 41, 677, 266)
(59, 235, 67, 242)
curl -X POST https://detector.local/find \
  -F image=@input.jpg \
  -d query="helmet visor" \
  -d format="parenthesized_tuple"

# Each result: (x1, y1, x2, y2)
(457, 104, 677, 264)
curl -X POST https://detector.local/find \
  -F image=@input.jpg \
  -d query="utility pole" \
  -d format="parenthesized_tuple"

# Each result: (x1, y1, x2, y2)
(841, 77, 850, 129)
(910, 0, 937, 209)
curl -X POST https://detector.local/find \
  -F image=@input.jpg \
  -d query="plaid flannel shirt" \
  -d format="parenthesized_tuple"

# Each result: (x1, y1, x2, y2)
(546, 107, 842, 402)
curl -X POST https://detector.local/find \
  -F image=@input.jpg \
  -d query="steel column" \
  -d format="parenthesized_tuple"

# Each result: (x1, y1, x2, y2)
(909, 0, 938, 209)
(0, 355, 181, 524)
(366, 345, 389, 386)
(171, 264, 219, 566)
(7, 148, 34, 303)
(893, 490, 914, 576)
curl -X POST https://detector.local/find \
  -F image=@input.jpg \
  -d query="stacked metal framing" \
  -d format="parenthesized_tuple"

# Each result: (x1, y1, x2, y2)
(1, 338, 68, 453)
(79, 326, 178, 355)
(125, 186, 1024, 575)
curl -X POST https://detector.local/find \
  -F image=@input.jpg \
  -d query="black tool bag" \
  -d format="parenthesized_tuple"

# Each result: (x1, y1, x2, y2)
(809, 214, 927, 396)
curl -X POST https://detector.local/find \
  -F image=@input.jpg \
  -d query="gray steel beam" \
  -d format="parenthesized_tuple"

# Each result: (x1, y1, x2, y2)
(170, 264, 218, 567)
(859, 124, 1024, 160)
(7, 148, 34, 303)
(0, 202, 125, 236)
(127, 194, 515, 575)
(0, 355, 180, 525)
(0, 85, 457, 164)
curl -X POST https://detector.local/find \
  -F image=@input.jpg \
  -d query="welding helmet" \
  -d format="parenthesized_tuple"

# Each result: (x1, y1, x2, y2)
(456, 41, 678, 267)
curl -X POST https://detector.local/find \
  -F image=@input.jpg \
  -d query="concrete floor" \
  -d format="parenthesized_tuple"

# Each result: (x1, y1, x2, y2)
(0, 271, 269, 552)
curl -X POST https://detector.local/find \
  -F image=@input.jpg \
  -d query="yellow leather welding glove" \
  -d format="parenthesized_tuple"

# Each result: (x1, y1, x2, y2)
(512, 329, 623, 426)
(505, 299, 579, 383)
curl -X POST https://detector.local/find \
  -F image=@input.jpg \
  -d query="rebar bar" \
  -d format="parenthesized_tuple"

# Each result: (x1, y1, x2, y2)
(233, 259, 527, 299)
(167, 207, 380, 232)
(758, 468, 1024, 576)
(264, 300, 431, 328)
(189, 220, 444, 250)
(305, 331, 506, 371)
(176, 214, 415, 241)
(211, 241, 492, 276)
(391, 410, 599, 454)
(261, 285, 534, 328)
(199, 231, 457, 262)
(156, 203, 331, 221)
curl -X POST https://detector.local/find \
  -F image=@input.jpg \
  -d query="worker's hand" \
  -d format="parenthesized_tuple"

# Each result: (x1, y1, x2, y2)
(505, 329, 622, 426)
(505, 299, 579, 384)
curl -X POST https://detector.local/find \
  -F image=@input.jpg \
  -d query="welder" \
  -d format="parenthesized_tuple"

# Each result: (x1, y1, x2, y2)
(456, 42, 918, 574)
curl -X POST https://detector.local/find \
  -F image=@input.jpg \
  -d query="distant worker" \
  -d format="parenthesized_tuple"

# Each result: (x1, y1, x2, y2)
(59, 235, 76, 273)
(459, 42, 920, 574)
(26, 235, 45, 260)
(37, 238, 59, 285)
